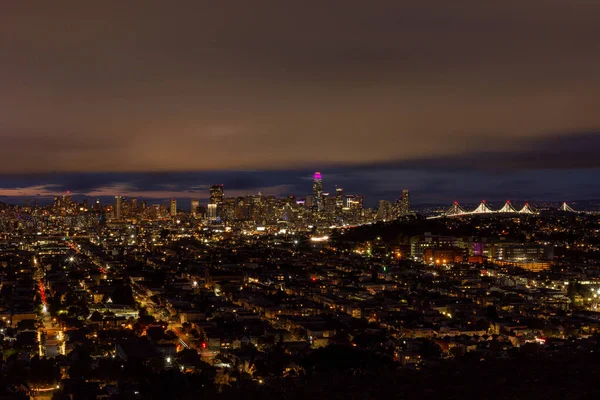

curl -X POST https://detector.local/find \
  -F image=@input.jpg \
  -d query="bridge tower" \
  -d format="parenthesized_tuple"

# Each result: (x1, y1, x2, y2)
(472, 200, 493, 214)
(445, 201, 466, 216)
(559, 202, 575, 212)
(498, 200, 517, 213)
(518, 203, 536, 214)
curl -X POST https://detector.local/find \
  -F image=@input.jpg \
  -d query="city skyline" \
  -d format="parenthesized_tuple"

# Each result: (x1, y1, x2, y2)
(1, 167, 600, 207)
(0, 171, 392, 210)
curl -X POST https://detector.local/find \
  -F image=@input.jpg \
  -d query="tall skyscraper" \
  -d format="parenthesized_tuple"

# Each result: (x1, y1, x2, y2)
(209, 184, 224, 205)
(170, 198, 177, 217)
(209, 184, 224, 219)
(62, 191, 72, 209)
(313, 172, 323, 211)
(207, 203, 218, 221)
(346, 194, 364, 210)
(335, 186, 344, 209)
(114, 196, 122, 219)
(305, 195, 315, 209)
(222, 197, 236, 221)
(401, 189, 410, 216)
(190, 199, 200, 216)
(394, 189, 411, 218)
(377, 200, 393, 221)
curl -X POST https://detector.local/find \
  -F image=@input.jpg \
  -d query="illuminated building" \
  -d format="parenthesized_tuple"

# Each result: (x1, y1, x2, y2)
(393, 189, 411, 218)
(251, 193, 266, 223)
(159, 203, 168, 218)
(489, 243, 553, 271)
(376, 200, 393, 221)
(346, 194, 363, 210)
(207, 203, 218, 221)
(410, 234, 465, 260)
(305, 195, 315, 209)
(265, 196, 277, 223)
(234, 197, 251, 221)
(190, 199, 200, 216)
(313, 172, 323, 211)
(400, 189, 410, 216)
(169, 198, 177, 217)
(209, 184, 224, 219)
(131, 197, 138, 213)
(324, 195, 337, 215)
(62, 191, 72, 209)
(114, 196, 122, 219)
(222, 197, 236, 221)
(423, 248, 465, 264)
(335, 186, 344, 210)
(210, 184, 224, 205)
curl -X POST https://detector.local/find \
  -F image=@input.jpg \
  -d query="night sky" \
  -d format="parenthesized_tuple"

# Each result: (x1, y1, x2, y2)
(1, 1, 600, 205)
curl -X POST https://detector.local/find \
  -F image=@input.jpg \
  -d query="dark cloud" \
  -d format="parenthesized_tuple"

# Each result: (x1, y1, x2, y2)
(1, 1, 599, 173)
(354, 131, 600, 172)
(1, 2, 600, 204)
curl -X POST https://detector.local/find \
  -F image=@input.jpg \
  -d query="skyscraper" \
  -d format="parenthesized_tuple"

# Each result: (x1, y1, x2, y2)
(114, 196, 122, 219)
(222, 197, 236, 221)
(207, 203, 218, 221)
(394, 189, 411, 218)
(401, 189, 410, 216)
(313, 172, 323, 211)
(305, 195, 315, 209)
(210, 184, 224, 205)
(190, 199, 200, 216)
(335, 186, 344, 209)
(209, 184, 224, 219)
(62, 191, 72, 209)
(377, 200, 393, 221)
(170, 198, 177, 217)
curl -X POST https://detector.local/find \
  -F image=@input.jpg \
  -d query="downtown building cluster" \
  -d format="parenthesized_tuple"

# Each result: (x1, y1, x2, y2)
(108, 172, 412, 230)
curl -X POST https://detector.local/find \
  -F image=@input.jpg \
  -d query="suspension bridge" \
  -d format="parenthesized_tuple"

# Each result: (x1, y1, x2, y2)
(430, 201, 576, 218)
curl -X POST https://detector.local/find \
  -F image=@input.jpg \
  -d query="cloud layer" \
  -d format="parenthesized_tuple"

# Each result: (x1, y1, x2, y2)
(1, 1, 600, 174)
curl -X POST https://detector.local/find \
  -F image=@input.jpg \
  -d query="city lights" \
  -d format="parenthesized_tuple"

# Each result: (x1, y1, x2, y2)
(0, 3, 599, 397)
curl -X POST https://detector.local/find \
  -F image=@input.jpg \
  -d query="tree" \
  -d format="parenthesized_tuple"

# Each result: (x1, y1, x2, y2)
(177, 348, 212, 370)
(418, 339, 442, 360)
(68, 346, 93, 380)
(89, 311, 103, 322)
(111, 280, 135, 305)
(485, 305, 499, 320)
(29, 355, 60, 385)
(302, 345, 393, 376)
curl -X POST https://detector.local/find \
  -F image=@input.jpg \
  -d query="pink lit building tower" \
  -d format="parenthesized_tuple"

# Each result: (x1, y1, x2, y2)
(312, 172, 324, 211)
